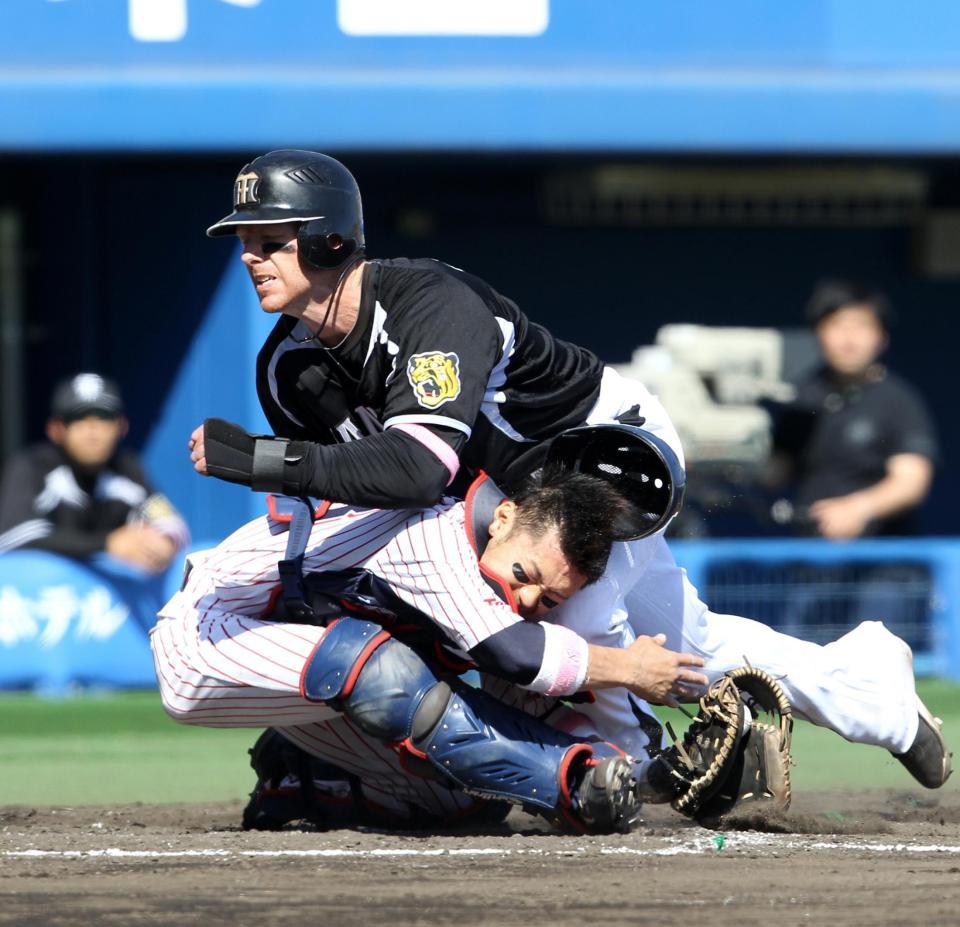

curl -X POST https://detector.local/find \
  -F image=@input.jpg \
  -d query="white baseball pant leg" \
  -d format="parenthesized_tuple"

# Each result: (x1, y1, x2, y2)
(152, 611, 478, 819)
(552, 367, 920, 753)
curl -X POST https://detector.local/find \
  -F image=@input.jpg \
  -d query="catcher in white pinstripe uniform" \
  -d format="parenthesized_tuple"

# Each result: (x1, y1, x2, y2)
(153, 467, 711, 832)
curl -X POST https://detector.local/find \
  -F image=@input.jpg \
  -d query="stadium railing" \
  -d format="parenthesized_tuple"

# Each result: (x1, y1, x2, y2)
(3, 538, 959, 691)
(672, 538, 960, 679)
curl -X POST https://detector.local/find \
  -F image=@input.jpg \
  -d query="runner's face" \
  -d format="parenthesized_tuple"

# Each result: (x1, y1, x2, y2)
(481, 508, 586, 619)
(237, 223, 314, 315)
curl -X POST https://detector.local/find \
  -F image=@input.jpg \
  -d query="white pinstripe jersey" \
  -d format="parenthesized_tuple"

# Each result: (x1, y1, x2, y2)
(174, 499, 525, 657)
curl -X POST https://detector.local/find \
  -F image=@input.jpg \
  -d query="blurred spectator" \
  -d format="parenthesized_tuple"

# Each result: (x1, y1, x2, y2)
(0, 373, 189, 572)
(767, 280, 938, 539)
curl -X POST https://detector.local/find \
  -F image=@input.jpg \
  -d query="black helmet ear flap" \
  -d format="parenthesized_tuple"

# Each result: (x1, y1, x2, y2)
(546, 423, 686, 541)
(298, 219, 363, 270)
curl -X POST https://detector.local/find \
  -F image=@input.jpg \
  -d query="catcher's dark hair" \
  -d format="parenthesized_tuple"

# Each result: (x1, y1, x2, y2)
(511, 468, 633, 584)
(805, 279, 896, 331)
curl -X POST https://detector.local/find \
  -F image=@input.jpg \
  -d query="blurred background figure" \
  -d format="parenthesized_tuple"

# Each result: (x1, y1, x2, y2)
(767, 281, 938, 540)
(0, 373, 188, 573)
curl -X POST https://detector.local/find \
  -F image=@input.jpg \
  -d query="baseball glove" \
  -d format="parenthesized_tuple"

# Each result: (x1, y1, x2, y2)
(661, 666, 793, 822)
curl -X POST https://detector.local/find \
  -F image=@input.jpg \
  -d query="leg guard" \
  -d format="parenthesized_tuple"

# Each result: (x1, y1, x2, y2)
(302, 618, 438, 742)
(300, 617, 636, 828)
(412, 684, 599, 814)
(416, 687, 641, 831)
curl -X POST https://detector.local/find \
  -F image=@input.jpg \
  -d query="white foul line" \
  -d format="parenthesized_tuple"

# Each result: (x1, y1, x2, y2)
(5, 835, 960, 861)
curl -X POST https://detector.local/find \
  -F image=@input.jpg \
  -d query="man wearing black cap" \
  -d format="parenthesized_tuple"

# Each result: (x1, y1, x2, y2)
(771, 280, 938, 539)
(0, 373, 189, 572)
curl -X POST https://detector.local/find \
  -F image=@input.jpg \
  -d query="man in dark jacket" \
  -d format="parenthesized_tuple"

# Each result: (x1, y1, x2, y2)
(0, 373, 188, 572)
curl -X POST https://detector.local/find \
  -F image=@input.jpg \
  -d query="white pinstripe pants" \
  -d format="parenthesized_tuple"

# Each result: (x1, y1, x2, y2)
(150, 608, 480, 821)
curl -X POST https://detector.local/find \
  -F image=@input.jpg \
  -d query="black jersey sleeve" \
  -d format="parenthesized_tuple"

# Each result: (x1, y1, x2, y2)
(377, 271, 504, 442)
(0, 452, 46, 540)
(287, 427, 462, 509)
(468, 622, 545, 686)
(23, 525, 113, 558)
(112, 449, 155, 493)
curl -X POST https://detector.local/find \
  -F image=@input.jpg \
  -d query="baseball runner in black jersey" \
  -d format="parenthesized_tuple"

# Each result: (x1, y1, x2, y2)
(251, 256, 605, 504)
(185, 151, 949, 813)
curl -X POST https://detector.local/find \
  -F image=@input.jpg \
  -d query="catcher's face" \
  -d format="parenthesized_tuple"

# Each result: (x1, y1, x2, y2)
(481, 502, 586, 619)
(237, 223, 316, 316)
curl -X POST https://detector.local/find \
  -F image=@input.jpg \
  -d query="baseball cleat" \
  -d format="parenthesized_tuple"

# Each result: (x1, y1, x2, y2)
(572, 756, 642, 834)
(242, 729, 356, 830)
(892, 698, 952, 789)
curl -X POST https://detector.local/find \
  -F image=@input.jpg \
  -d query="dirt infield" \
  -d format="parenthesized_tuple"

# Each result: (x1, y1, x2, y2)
(3, 790, 960, 927)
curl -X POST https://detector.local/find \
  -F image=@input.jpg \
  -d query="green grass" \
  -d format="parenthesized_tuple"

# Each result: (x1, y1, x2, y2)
(0, 691, 256, 805)
(1, 681, 958, 806)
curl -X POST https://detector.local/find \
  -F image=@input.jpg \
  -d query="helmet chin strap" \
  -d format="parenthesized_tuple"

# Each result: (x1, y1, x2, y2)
(290, 251, 365, 346)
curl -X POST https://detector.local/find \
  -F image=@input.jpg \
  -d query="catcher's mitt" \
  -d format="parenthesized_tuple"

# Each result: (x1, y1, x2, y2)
(662, 666, 793, 821)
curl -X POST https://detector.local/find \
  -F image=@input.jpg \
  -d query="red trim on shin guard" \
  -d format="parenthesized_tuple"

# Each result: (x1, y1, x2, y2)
(298, 620, 391, 701)
(396, 737, 429, 761)
(556, 743, 595, 834)
(557, 743, 594, 807)
(394, 737, 441, 782)
(341, 630, 392, 698)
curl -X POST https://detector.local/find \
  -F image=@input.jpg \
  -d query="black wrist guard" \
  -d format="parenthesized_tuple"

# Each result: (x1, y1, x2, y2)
(203, 418, 309, 494)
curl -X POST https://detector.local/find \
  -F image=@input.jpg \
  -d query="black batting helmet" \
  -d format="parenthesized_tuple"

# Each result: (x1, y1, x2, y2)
(206, 149, 365, 270)
(545, 423, 686, 541)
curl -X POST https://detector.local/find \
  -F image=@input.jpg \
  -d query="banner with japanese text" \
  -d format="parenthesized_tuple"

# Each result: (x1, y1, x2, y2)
(0, 552, 164, 693)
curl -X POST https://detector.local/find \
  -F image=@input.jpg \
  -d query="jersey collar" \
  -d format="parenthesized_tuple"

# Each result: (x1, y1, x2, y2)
(462, 471, 518, 612)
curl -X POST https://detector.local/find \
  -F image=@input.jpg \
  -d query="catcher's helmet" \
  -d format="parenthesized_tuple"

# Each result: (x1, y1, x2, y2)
(206, 149, 364, 270)
(546, 423, 685, 541)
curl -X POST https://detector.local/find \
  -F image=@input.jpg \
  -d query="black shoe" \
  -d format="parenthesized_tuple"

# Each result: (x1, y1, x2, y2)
(242, 729, 356, 830)
(892, 700, 952, 789)
(572, 756, 642, 834)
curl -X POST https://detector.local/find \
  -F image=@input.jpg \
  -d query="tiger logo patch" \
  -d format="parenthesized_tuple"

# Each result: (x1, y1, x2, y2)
(407, 351, 462, 409)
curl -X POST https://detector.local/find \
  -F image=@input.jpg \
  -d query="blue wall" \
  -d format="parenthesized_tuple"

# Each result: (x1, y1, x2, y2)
(141, 249, 274, 542)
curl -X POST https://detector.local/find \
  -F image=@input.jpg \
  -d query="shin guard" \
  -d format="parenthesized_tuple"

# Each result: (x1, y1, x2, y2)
(411, 683, 601, 815)
(300, 617, 616, 821)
